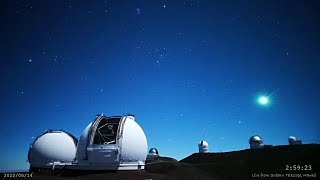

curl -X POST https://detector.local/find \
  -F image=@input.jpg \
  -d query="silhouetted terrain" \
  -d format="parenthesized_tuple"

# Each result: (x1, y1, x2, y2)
(181, 144, 319, 179)
(2, 144, 319, 180)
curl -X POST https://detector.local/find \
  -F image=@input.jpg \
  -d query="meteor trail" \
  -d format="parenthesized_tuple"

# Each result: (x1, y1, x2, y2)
(267, 88, 280, 98)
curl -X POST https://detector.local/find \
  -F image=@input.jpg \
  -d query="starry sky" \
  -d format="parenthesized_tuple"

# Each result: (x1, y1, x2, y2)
(0, 0, 320, 171)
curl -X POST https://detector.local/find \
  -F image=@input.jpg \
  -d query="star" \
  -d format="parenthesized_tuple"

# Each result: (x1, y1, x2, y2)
(17, 90, 24, 95)
(136, 8, 141, 15)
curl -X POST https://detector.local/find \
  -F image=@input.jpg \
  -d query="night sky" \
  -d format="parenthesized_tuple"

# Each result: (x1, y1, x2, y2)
(1, 0, 320, 171)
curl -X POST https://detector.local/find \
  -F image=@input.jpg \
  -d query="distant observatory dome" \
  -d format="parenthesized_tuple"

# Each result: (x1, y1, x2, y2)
(148, 148, 159, 156)
(75, 114, 148, 170)
(288, 136, 302, 145)
(28, 130, 78, 169)
(288, 136, 296, 143)
(249, 135, 264, 149)
(198, 140, 209, 153)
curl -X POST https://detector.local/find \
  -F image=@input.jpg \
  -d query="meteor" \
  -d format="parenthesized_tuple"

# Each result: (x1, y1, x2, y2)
(258, 96, 269, 105)
(257, 88, 280, 106)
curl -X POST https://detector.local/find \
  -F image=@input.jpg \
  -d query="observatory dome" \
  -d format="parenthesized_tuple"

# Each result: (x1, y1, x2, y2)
(148, 148, 159, 156)
(288, 136, 296, 142)
(75, 114, 148, 170)
(28, 130, 78, 169)
(198, 140, 209, 153)
(249, 135, 264, 149)
(288, 136, 302, 145)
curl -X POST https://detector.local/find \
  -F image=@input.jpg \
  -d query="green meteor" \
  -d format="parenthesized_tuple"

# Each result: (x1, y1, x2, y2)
(258, 96, 269, 105)
(256, 88, 280, 107)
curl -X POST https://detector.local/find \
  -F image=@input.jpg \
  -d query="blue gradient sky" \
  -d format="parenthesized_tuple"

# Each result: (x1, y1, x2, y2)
(0, 0, 319, 171)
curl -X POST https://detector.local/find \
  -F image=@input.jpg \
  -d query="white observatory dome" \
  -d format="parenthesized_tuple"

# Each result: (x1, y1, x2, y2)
(249, 135, 264, 149)
(288, 136, 302, 145)
(75, 114, 148, 170)
(148, 148, 159, 156)
(288, 136, 296, 143)
(28, 130, 78, 169)
(198, 140, 209, 153)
